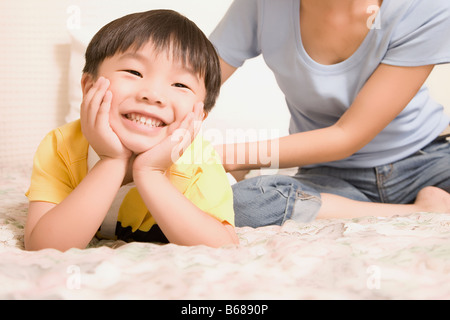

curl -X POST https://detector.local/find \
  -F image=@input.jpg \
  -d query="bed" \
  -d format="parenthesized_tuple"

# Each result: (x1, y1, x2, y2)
(1, 166, 450, 300)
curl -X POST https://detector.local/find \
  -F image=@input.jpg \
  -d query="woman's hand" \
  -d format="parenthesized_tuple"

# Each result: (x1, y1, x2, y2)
(133, 102, 204, 175)
(80, 77, 132, 162)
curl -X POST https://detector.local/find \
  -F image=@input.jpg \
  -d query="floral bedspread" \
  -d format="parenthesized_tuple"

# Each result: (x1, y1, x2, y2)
(1, 167, 450, 299)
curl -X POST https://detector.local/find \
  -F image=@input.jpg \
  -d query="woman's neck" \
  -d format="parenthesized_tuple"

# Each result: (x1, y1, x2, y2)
(299, 0, 383, 65)
(301, 0, 382, 15)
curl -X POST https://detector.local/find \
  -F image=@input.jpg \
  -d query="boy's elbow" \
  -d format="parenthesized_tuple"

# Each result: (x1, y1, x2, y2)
(24, 235, 86, 252)
(186, 222, 239, 248)
(24, 240, 62, 252)
(207, 235, 239, 248)
(220, 222, 240, 246)
(230, 233, 240, 246)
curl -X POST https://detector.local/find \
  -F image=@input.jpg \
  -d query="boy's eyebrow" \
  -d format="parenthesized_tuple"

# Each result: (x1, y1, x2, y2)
(118, 51, 200, 80)
(118, 51, 148, 63)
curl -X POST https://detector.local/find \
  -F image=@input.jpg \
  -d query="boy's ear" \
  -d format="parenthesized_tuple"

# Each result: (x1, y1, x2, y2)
(81, 73, 95, 96)
(202, 111, 209, 121)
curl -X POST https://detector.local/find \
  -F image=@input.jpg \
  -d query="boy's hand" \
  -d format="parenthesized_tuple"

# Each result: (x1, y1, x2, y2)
(133, 102, 204, 174)
(80, 77, 132, 161)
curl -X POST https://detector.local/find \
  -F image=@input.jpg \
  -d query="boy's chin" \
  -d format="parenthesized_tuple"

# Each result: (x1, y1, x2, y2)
(127, 145, 153, 155)
(123, 139, 159, 155)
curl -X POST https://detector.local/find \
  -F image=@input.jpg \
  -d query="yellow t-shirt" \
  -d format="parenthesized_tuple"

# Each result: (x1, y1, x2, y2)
(26, 120, 234, 243)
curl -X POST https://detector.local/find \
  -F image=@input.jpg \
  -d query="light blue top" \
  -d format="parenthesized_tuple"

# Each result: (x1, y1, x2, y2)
(210, 0, 450, 168)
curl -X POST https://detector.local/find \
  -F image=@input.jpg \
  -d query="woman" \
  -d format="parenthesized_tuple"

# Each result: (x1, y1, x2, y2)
(209, 0, 450, 227)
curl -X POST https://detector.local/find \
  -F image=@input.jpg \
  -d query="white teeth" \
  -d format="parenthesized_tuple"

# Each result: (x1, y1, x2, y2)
(126, 113, 164, 127)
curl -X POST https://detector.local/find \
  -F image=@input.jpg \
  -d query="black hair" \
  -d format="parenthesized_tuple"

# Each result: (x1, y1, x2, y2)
(83, 9, 221, 111)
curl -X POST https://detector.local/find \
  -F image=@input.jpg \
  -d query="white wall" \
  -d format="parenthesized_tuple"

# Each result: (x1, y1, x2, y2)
(426, 64, 450, 114)
(0, 0, 230, 168)
(0, 0, 448, 169)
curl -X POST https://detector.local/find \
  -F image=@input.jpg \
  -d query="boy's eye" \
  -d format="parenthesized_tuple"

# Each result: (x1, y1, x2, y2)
(123, 70, 143, 78)
(173, 83, 189, 89)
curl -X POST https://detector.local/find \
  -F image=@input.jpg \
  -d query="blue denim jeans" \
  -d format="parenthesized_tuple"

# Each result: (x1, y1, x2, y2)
(232, 139, 450, 228)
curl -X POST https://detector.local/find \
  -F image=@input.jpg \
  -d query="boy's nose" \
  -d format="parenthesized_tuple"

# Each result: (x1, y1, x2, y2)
(138, 83, 166, 106)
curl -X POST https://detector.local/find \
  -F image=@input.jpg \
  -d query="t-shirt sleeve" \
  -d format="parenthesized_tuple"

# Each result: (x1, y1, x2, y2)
(169, 139, 235, 226)
(209, 0, 261, 68)
(382, 0, 450, 66)
(185, 163, 235, 227)
(25, 131, 74, 204)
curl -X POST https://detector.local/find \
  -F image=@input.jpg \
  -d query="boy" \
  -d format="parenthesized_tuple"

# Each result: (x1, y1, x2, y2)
(25, 10, 239, 251)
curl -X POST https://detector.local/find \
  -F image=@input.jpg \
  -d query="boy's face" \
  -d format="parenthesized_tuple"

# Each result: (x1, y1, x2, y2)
(89, 41, 206, 154)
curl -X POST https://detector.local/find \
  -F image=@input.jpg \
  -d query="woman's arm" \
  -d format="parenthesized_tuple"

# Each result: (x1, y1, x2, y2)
(220, 63, 434, 170)
(219, 57, 238, 84)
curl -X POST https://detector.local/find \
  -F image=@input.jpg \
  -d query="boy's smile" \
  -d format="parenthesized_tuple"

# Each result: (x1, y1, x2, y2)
(124, 112, 165, 128)
(93, 41, 206, 154)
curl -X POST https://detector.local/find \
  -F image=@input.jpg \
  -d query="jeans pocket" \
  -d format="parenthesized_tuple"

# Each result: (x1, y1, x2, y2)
(419, 140, 450, 155)
(233, 175, 308, 227)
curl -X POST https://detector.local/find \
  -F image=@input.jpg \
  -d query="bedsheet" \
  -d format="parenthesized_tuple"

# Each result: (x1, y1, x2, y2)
(1, 167, 450, 300)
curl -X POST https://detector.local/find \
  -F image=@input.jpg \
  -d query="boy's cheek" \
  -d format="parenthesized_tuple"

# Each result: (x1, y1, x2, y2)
(108, 104, 122, 130)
